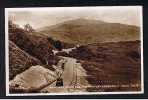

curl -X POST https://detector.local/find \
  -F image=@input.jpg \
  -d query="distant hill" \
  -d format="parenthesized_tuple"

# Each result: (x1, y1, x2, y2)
(38, 18, 140, 45)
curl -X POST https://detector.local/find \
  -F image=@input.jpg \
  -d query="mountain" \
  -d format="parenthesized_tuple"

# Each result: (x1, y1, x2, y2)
(38, 18, 140, 45)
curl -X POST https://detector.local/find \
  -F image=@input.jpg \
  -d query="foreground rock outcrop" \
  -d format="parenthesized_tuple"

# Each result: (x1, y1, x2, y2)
(9, 65, 56, 93)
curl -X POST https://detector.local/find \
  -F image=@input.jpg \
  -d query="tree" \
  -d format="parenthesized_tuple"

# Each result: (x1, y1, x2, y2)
(24, 24, 34, 32)
(47, 37, 63, 51)
(47, 37, 55, 45)
(54, 40, 63, 51)
(9, 20, 13, 28)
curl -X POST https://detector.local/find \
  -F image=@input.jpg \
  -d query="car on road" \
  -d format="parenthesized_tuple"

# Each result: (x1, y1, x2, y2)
(56, 78, 63, 87)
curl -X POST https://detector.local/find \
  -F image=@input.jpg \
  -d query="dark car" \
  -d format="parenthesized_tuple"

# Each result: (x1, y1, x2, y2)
(62, 63, 65, 70)
(56, 78, 63, 87)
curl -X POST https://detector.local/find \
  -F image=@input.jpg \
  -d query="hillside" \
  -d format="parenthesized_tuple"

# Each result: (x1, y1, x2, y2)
(9, 27, 57, 65)
(57, 40, 141, 91)
(9, 41, 42, 80)
(38, 18, 140, 45)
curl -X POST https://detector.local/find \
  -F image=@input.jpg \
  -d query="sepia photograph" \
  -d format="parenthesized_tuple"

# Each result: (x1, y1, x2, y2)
(5, 6, 143, 95)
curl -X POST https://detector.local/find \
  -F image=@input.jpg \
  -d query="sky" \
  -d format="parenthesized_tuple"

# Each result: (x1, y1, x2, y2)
(7, 6, 142, 29)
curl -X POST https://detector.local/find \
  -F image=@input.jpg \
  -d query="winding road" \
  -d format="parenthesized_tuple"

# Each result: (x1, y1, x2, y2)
(42, 56, 90, 93)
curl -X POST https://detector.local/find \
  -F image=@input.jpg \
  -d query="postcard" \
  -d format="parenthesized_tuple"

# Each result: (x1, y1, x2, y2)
(5, 6, 143, 96)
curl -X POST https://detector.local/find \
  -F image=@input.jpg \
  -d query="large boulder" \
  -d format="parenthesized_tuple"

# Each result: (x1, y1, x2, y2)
(9, 65, 56, 93)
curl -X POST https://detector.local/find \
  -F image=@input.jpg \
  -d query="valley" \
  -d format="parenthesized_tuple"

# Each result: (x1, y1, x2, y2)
(8, 18, 141, 93)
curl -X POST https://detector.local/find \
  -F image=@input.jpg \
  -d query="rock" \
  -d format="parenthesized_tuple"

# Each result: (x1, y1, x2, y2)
(9, 65, 56, 93)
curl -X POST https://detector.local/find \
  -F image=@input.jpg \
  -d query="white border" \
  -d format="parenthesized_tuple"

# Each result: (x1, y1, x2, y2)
(5, 6, 144, 96)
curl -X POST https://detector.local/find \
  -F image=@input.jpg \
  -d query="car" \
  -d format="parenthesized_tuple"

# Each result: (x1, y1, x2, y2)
(61, 63, 65, 70)
(56, 78, 63, 87)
